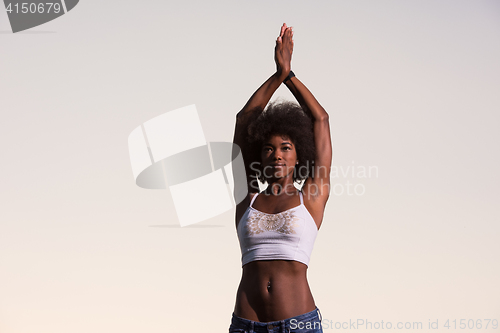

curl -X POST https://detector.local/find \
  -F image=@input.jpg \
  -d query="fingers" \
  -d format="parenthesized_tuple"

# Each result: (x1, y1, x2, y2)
(280, 23, 287, 38)
(283, 26, 293, 44)
(276, 24, 293, 59)
(277, 23, 288, 42)
(283, 27, 294, 57)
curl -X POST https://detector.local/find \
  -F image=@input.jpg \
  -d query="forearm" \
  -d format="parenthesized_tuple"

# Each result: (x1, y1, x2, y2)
(284, 75, 328, 121)
(237, 71, 287, 118)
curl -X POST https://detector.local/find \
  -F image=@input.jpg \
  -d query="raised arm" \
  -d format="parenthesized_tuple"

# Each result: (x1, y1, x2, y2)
(283, 30, 332, 202)
(232, 23, 294, 195)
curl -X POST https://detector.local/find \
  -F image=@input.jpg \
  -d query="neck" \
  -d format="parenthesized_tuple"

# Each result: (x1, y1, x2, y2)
(265, 176, 296, 196)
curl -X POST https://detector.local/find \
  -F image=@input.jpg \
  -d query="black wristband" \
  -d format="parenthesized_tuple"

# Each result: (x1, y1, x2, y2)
(284, 70, 295, 83)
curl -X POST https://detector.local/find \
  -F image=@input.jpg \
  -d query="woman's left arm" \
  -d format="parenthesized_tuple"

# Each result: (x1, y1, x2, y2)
(285, 74, 332, 200)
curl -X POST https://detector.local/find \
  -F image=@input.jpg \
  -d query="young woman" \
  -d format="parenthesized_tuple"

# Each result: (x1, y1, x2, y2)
(230, 23, 332, 333)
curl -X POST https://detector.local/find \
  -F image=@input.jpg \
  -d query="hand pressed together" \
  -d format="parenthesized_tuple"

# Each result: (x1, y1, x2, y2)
(274, 23, 294, 80)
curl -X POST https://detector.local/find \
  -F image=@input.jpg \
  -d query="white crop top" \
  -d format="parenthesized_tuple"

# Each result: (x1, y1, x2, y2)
(237, 191, 318, 267)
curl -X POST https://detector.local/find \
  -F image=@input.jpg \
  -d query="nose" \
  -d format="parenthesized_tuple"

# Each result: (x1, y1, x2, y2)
(272, 150, 282, 160)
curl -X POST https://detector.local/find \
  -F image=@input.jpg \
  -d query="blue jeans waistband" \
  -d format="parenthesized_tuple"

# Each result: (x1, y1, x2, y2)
(230, 307, 323, 333)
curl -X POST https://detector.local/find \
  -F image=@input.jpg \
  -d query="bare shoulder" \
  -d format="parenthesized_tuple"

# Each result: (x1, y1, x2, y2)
(235, 192, 259, 228)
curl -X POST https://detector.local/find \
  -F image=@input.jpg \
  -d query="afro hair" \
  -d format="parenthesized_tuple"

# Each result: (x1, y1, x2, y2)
(245, 100, 316, 184)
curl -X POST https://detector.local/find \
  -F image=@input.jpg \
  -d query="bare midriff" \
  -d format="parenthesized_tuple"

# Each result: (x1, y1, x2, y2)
(233, 260, 316, 322)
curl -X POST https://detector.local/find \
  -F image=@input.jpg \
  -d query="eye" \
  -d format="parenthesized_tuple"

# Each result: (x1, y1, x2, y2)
(283, 146, 291, 151)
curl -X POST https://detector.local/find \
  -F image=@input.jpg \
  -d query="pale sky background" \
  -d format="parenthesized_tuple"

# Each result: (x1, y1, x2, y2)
(1, 1, 499, 332)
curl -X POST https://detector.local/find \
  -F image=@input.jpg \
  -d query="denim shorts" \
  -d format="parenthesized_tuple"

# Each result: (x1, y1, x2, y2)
(229, 307, 323, 333)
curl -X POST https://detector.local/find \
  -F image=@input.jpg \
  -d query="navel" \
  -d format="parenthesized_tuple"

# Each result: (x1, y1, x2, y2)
(267, 281, 271, 292)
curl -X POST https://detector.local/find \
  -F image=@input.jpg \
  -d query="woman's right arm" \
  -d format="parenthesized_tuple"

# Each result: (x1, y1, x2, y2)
(233, 73, 284, 152)
(233, 73, 286, 198)
(233, 23, 293, 196)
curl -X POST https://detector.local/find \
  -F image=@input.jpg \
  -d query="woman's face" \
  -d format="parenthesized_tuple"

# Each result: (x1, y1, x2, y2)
(261, 134, 298, 180)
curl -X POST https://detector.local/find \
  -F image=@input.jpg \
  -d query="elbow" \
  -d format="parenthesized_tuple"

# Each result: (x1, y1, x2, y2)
(312, 106, 329, 122)
(316, 114, 329, 122)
